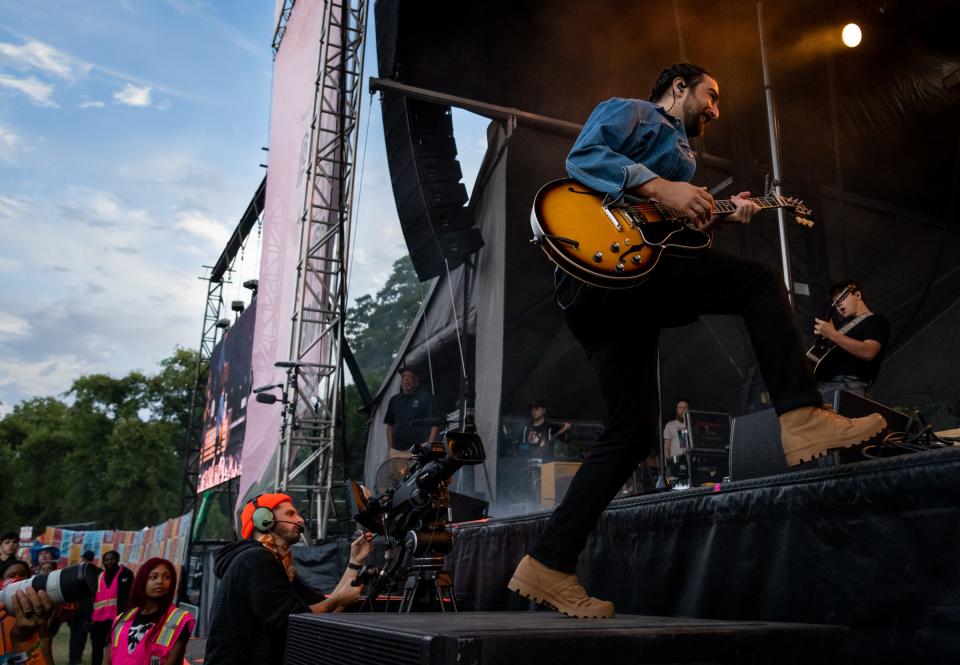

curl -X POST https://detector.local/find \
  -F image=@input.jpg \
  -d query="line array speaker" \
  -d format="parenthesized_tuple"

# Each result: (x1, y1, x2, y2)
(381, 92, 483, 281)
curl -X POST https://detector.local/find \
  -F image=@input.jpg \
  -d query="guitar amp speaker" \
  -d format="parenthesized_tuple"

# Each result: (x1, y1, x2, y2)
(728, 407, 789, 481)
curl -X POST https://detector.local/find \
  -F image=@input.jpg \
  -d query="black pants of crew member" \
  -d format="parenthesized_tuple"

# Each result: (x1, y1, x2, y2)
(530, 250, 822, 573)
(89, 620, 112, 665)
(67, 616, 90, 665)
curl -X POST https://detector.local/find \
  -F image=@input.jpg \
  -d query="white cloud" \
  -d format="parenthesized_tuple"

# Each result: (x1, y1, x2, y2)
(0, 39, 89, 80)
(0, 123, 28, 157)
(0, 257, 21, 272)
(67, 188, 153, 228)
(79, 100, 105, 109)
(0, 312, 29, 339)
(113, 83, 152, 107)
(0, 74, 56, 106)
(0, 195, 33, 221)
(0, 354, 95, 405)
(175, 210, 230, 247)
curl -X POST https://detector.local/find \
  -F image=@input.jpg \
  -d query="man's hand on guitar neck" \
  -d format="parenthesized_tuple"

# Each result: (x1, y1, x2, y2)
(713, 191, 760, 229)
(637, 179, 760, 231)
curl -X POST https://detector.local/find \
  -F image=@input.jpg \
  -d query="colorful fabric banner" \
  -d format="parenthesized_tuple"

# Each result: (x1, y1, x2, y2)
(40, 511, 193, 574)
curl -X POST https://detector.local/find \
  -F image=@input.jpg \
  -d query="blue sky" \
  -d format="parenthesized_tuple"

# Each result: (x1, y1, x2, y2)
(0, 0, 491, 414)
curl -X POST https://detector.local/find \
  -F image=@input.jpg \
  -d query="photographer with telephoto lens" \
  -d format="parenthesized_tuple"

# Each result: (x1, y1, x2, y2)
(1, 558, 55, 664)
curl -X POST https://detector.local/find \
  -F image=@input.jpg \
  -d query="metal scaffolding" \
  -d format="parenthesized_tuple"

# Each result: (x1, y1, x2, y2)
(180, 178, 266, 512)
(277, 0, 369, 539)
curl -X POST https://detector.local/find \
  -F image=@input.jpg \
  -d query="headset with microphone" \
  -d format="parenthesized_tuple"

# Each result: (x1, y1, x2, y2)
(250, 495, 304, 534)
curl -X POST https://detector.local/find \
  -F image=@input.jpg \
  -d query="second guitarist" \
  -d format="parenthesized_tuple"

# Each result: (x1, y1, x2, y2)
(813, 280, 890, 398)
(507, 62, 888, 619)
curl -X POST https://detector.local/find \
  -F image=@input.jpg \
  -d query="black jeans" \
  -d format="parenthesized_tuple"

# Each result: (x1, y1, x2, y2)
(530, 250, 822, 573)
(67, 616, 90, 665)
(89, 620, 112, 665)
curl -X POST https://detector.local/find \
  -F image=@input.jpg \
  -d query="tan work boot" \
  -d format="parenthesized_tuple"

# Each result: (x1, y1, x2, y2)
(508, 555, 614, 618)
(780, 406, 886, 466)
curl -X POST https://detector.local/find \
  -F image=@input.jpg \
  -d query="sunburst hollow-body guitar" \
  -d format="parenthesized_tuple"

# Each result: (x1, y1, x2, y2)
(530, 178, 814, 288)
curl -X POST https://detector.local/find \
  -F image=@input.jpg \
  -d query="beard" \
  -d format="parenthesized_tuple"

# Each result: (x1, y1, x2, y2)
(682, 99, 708, 137)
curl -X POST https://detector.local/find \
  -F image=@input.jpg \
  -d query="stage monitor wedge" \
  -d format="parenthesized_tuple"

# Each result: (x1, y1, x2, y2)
(381, 91, 483, 281)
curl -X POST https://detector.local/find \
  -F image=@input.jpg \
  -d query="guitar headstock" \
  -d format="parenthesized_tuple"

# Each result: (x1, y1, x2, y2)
(774, 195, 815, 227)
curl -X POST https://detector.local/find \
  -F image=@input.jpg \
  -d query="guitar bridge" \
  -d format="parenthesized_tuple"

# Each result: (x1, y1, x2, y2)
(602, 206, 623, 232)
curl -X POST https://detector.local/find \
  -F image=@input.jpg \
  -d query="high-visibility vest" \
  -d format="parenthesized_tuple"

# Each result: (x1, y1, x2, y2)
(92, 566, 126, 622)
(109, 605, 195, 665)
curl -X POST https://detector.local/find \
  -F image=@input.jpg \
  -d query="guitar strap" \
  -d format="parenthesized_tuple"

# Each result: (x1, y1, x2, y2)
(838, 312, 873, 335)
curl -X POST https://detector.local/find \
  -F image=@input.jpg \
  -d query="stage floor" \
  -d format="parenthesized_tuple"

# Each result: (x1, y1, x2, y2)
(286, 611, 844, 664)
(451, 447, 960, 663)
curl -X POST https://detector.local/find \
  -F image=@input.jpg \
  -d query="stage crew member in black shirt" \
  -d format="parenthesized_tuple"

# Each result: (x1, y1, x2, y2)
(384, 366, 441, 458)
(814, 280, 890, 398)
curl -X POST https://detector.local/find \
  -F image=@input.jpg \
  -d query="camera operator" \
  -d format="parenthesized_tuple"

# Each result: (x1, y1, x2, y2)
(204, 493, 373, 665)
(0, 558, 55, 664)
(89, 552, 133, 665)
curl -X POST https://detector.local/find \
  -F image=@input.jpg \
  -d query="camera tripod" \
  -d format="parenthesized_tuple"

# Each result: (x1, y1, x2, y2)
(398, 551, 458, 613)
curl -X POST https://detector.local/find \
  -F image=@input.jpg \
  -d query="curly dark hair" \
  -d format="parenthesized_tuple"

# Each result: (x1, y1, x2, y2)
(648, 63, 714, 102)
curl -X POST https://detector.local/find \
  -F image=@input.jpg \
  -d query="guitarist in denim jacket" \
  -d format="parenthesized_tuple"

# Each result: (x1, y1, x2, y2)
(508, 63, 888, 619)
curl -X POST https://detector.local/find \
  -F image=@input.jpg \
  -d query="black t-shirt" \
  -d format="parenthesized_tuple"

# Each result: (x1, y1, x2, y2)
(127, 608, 163, 655)
(817, 313, 890, 383)
(521, 421, 566, 459)
(383, 386, 440, 450)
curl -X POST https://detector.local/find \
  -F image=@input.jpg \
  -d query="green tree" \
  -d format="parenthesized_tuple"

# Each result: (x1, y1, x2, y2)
(339, 255, 429, 489)
(0, 348, 200, 533)
(346, 255, 429, 386)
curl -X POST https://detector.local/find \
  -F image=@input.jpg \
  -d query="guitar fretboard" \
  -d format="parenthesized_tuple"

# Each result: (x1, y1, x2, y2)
(626, 197, 782, 220)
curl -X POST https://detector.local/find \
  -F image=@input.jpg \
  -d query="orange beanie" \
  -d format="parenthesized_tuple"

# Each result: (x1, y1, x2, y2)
(240, 493, 293, 539)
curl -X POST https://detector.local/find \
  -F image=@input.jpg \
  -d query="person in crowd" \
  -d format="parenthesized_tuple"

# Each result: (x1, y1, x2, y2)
(104, 558, 194, 665)
(384, 366, 441, 459)
(66, 551, 98, 665)
(36, 548, 58, 574)
(204, 493, 373, 665)
(1, 558, 54, 664)
(89, 551, 133, 665)
(0, 533, 19, 564)
(813, 280, 890, 398)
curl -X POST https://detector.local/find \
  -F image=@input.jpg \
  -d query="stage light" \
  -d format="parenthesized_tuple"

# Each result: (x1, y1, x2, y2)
(231, 300, 245, 314)
(215, 318, 231, 329)
(242, 279, 259, 292)
(842, 23, 862, 48)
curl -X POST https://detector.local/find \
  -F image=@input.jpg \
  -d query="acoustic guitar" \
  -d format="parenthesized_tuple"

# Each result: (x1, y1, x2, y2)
(529, 178, 814, 288)
(805, 282, 871, 377)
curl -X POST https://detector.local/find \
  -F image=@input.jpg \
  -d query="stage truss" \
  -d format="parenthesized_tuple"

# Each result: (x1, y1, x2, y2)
(278, 0, 369, 539)
(181, 178, 266, 511)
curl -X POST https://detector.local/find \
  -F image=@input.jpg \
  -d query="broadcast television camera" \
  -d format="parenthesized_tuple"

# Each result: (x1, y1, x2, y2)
(349, 430, 485, 537)
(1, 563, 97, 609)
(348, 430, 485, 610)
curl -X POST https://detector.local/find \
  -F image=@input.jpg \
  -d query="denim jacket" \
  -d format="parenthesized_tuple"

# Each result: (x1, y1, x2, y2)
(565, 97, 697, 202)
